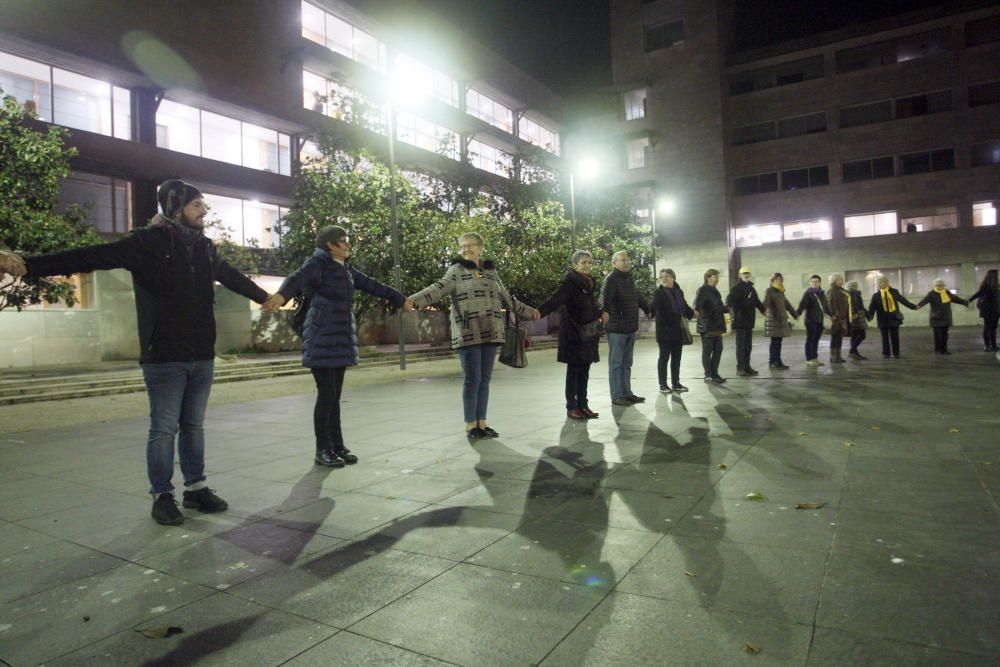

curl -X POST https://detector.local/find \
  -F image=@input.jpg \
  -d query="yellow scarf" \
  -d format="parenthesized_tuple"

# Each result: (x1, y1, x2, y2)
(934, 287, 951, 304)
(880, 288, 896, 312)
(771, 282, 785, 292)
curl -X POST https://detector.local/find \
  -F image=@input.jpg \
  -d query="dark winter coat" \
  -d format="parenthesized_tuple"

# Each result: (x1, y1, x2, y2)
(25, 218, 267, 363)
(827, 285, 852, 335)
(848, 288, 868, 330)
(969, 285, 1000, 319)
(652, 283, 694, 344)
(797, 288, 831, 325)
(762, 286, 795, 338)
(693, 283, 728, 335)
(916, 290, 969, 328)
(538, 270, 602, 365)
(726, 280, 765, 330)
(599, 269, 650, 334)
(866, 288, 917, 328)
(278, 249, 405, 368)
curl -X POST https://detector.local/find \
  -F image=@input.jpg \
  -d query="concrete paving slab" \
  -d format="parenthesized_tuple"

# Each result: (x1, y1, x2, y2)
(284, 630, 454, 666)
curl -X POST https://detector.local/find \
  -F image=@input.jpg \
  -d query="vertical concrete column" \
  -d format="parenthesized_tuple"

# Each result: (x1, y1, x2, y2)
(132, 88, 162, 227)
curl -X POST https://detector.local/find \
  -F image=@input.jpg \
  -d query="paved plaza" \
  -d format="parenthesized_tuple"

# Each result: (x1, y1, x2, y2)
(1, 329, 998, 666)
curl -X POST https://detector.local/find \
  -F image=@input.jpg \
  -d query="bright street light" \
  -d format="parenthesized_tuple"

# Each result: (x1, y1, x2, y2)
(569, 157, 601, 252)
(650, 195, 677, 278)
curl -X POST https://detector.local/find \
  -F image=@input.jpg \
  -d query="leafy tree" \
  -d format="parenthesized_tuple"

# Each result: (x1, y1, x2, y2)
(0, 91, 101, 311)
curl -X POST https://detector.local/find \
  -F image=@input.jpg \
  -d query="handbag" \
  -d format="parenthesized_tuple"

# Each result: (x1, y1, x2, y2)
(680, 317, 694, 345)
(498, 309, 527, 368)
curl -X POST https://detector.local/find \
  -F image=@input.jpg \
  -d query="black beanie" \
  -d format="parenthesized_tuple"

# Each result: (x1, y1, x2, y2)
(157, 179, 203, 219)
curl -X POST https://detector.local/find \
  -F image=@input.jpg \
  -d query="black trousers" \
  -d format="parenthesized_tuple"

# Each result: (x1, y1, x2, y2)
(769, 337, 783, 363)
(312, 366, 346, 450)
(849, 328, 866, 353)
(830, 333, 843, 352)
(734, 329, 753, 370)
(565, 363, 591, 411)
(933, 326, 950, 352)
(880, 327, 901, 357)
(983, 315, 998, 348)
(701, 335, 723, 376)
(805, 322, 823, 360)
(657, 340, 683, 386)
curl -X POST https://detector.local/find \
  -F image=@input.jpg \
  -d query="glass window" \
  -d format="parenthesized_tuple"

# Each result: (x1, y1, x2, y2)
(301, 1, 325, 45)
(896, 29, 951, 63)
(734, 173, 777, 196)
(971, 141, 1000, 167)
(837, 29, 950, 72)
(303, 69, 328, 114)
(625, 137, 650, 169)
(623, 89, 647, 120)
(969, 80, 1000, 107)
(242, 200, 281, 248)
(840, 100, 892, 128)
(518, 116, 559, 154)
(301, 1, 382, 70)
(467, 139, 512, 178)
(112, 86, 131, 139)
(203, 193, 245, 244)
(325, 13, 354, 59)
(52, 68, 112, 135)
(644, 20, 684, 52)
(845, 211, 898, 238)
(843, 156, 894, 183)
(394, 53, 458, 107)
(242, 122, 279, 173)
(966, 14, 1000, 46)
(466, 88, 513, 133)
(783, 219, 831, 241)
(732, 122, 775, 145)
(57, 172, 132, 234)
(396, 112, 458, 159)
(973, 201, 997, 227)
(901, 207, 958, 232)
(734, 224, 783, 247)
(781, 165, 827, 190)
(975, 262, 1000, 284)
(352, 27, 380, 70)
(902, 265, 960, 296)
(777, 112, 825, 138)
(728, 56, 823, 95)
(836, 40, 896, 73)
(895, 90, 952, 118)
(0, 50, 52, 121)
(201, 110, 242, 166)
(846, 269, 901, 296)
(155, 99, 201, 156)
(900, 148, 954, 174)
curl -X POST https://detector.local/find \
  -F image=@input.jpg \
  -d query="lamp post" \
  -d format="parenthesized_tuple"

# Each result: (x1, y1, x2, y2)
(650, 197, 676, 279)
(385, 98, 406, 371)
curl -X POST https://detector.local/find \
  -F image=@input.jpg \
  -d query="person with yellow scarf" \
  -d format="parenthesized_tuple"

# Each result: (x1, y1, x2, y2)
(762, 272, 798, 369)
(916, 278, 970, 354)
(865, 275, 918, 358)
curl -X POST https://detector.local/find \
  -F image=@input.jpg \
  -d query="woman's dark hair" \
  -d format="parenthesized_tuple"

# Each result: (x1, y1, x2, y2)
(660, 268, 675, 278)
(978, 268, 999, 292)
(316, 225, 347, 249)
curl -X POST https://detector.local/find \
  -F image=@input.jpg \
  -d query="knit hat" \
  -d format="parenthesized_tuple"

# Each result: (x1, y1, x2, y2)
(157, 180, 203, 220)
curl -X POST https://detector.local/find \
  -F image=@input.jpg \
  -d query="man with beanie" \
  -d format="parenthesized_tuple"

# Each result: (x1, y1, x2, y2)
(0, 180, 273, 526)
(600, 250, 651, 405)
(726, 267, 766, 377)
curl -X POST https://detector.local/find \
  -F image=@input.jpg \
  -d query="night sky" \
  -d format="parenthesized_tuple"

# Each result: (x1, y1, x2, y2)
(412, 0, 964, 98)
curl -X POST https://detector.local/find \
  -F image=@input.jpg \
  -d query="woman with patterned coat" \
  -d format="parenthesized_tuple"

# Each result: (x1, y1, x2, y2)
(410, 232, 538, 439)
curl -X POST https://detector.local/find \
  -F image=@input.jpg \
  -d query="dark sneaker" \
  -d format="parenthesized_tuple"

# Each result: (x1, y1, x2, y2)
(481, 427, 500, 438)
(737, 369, 750, 377)
(659, 384, 671, 393)
(581, 407, 600, 419)
(626, 395, 646, 403)
(747, 367, 760, 375)
(152, 493, 184, 526)
(466, 427, 487, 440)
(182, 488, 229, 513)
(332, 446, 358, 464)
(710, 375, 727, 384)
(315, 448, 346, 467)
(612, 396, 633, 406)
(671, 383, 689, 393)
(567, 408, 587, 420)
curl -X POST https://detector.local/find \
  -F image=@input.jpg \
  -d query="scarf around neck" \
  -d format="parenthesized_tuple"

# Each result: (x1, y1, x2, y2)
(771, 282, 785, 293)
(880, 288, 896, 312)
(934, 287, 951, 304)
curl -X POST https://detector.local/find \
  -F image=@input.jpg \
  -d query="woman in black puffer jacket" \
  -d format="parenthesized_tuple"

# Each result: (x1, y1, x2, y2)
(538, 250, 609, 419)
(693, 268, 729, 383)
(652, 268, 694, 393)
(969, 269, 1000, 351)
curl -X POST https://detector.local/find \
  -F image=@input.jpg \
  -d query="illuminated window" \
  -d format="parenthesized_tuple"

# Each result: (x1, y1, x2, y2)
(625, 137, 650, 169)
(520, 162, 556, 184)
(836, 28, 950, 72)
(203, 192, 287, 249)
(783, 219, 831, 241)
(845, 211, 897, 238)
(902, 265, 960, 296)
(900, 207, 957, 233)
(623, 89, 647, 120)
(975, 263, 1000, 284)
(301, 1, 382, 70)
(57, 172, 132, 235)
(518, 116, 560, 155)
(156, 100, 291, 175)
(734, 224, 782, 247)
(394, 53, 458, 107)
(973, 201, 997, 227)
(466, 88, 513, 133)
(846, 269, 901, 296)
(396, 112, 459, 159)
(303, 69, 386, 132)
(467, 140, 512, 178)
(0, 50, 52, 120)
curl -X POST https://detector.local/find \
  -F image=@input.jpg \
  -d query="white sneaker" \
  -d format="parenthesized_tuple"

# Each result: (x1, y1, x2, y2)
(806, 359, 820, 367)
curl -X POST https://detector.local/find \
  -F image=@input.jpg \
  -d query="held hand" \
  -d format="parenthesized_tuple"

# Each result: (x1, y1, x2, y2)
(403, 298, 415, 312)
(262, 293, 286, 310)
(0, 250, 27, 278)
(532, 309, 541, 321)
(600, 312, 610, 324)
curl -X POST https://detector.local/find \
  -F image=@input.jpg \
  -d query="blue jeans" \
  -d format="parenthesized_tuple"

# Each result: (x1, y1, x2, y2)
(607, 332, 636, 399)
(458, 344, 497, 422)
(142, 360, 214, 495)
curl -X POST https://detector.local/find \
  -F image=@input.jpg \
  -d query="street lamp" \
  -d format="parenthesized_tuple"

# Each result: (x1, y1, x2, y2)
(569, 157, 600, 252)
(650, 196, 676, 278)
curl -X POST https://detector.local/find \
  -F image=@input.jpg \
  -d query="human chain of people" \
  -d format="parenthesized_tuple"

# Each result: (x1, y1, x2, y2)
(1, 179, 998, 526)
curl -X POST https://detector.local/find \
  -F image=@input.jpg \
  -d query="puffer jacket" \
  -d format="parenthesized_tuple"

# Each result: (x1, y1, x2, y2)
(762, 286, 795, 338)
(538, 269, 601, 365)
(410, 257, 534, 349)
(694, 283, 728, 335)
(726, 280, 765, 330)
(278, 249, 405, 368)
(599, 269, 650, 334)
(827, 285, 852, 334)
(849, 289, 868, 330)
(916, 290, 969, 327)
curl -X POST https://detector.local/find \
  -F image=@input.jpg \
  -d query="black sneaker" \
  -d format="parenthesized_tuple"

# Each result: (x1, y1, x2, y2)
(481, 427, 500, 438)
(612, 396, 633, 406)
(315, 448, 346, 467)
(626, 395, 646, 403)
(152, 493, 184, 525)
(659, 384, 671, 393)
(332, 446, 358, 464)
(182, 488, 228, 513)
(467, 427, 487, 439)
(747, 367, 760, 375)
(711, 375, 727, 384)
(671, 383, 689, 393)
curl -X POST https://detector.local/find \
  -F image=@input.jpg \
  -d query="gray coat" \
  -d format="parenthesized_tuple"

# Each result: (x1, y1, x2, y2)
(762, 286, 795, 338)
(410, 258, 534, 349)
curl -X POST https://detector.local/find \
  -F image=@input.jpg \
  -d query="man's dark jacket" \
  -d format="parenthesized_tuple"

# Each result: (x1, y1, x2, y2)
(26, 222, 267, 363)
(726, 280, 765, 330)
(599, 268, 650, 334)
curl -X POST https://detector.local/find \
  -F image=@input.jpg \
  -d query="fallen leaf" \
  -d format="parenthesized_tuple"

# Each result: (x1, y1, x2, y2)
(797, 432, 809, 436)
(137, 626, 184, 639)
(870, 426, 881, 431)
(82, 616, 90, 622)
(843, 441, 855, 447)
(745, 491, 766, 501)
(384, 496, 396, 500)
(717, 463, 728, 469)
(949, 428, 960, 433)
(744, 643, 762, 654)
(795, 502, 826, 510)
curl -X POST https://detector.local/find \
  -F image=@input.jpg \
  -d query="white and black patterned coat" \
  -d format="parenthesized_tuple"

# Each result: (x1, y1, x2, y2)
(410, 258, 535, 349)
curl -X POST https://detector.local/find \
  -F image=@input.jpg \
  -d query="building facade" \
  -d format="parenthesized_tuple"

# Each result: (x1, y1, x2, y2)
(0, 0, 564, 367)
(596, 0, 1000, 326)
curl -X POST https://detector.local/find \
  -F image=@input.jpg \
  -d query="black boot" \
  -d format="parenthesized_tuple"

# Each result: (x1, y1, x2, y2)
(315, 447, 345, 467)
(331, 445, 358, 464)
